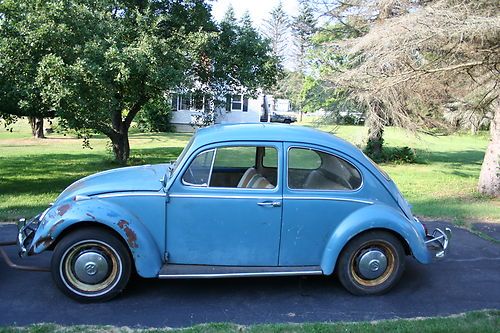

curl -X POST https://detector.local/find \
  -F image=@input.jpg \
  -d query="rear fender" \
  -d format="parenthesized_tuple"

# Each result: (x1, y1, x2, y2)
(320, 204, 430, 275)
(30, 199, 162, 278)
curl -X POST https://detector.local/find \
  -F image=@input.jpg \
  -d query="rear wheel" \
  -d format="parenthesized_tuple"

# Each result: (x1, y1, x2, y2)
(51, 227, 131, 302)
(337, 231, 405, 295)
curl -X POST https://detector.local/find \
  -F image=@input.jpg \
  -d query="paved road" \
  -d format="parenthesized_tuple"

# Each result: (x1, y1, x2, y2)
(0, 222, 499, 328)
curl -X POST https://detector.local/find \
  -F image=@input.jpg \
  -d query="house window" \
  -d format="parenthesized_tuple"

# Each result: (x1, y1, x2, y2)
(232, 95, 242, 110)
(179, 94, 191, 111)
(230, 95, 249, 112)
(172, 93, 207, 112)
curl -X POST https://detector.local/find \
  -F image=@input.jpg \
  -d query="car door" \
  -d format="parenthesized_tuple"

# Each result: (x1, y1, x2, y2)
(279, 143, 368, 266)
(166, 142, 283, 266)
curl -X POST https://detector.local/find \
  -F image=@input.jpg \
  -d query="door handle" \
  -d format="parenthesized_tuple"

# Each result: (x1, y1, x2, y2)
(257, 201, 282, 207)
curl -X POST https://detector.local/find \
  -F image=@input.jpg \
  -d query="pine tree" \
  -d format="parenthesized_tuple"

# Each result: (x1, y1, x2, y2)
(262, 1, 289, 61)
(292, 1, 316, 71)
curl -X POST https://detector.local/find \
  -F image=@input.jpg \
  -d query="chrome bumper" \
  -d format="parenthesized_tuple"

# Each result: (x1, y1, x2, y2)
(17, 216, 39, 257)
(425, 227, 452, 258)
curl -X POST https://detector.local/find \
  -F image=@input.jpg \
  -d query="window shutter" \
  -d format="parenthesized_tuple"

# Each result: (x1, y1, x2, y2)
(243, 97, 249, 112)
(171, 94, 177, 111)
(225, 95, 231, 111)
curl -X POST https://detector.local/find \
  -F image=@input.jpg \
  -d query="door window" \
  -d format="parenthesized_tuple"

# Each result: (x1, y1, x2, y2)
(182, 146, 278, 189)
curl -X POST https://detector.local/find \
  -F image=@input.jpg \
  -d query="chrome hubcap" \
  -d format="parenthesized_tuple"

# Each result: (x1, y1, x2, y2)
(358, 249, 387, 279)
(73, 251, 109, 284)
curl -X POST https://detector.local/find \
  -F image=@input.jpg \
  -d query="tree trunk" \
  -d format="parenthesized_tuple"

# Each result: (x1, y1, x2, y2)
(28, 117, 45, 139)
(110, 110, 130, 164)
(365, 104, 385, 160)
(478, 101, 500, 196)
(108, 96, 146, 164)
(367, 125, 384, 158)
(111, 131, 130, 164)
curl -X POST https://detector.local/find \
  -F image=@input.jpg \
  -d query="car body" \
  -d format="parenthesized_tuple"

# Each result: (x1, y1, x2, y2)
(17, 123, 450, 301)
(270, 112, 297, 124)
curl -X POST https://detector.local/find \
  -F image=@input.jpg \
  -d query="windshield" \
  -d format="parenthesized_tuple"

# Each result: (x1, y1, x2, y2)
(171, 135, 195, 177)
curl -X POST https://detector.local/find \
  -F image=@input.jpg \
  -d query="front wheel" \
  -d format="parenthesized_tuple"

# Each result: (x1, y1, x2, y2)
(51, 227, 131, 302)
(337, 231, 406, 295)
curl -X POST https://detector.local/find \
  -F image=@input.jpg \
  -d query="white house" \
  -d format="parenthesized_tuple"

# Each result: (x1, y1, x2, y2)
(170, 93, 292, 132)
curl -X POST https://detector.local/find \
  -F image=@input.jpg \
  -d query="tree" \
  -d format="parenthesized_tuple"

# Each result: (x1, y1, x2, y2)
(313, 0, 499, 195)
(291, 1, 316, 71)
(0, 0, 213, 163)
(0, 0, 65, 138)
(262, 1, 289, 61)
(274, 1, 317, 121)
(309, 0, 415, 156)
(193, 8, 281, 125)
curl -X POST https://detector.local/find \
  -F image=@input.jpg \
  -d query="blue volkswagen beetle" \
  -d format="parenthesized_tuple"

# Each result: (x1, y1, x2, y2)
(16, 123, 450, 301)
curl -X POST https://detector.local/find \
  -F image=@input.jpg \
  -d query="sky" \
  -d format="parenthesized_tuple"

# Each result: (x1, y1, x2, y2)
(211, 0, 300, 27)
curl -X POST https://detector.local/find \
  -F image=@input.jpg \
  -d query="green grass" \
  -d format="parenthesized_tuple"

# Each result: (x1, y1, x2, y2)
(0, 119, 498, 223)
(0, 310, 498, 333)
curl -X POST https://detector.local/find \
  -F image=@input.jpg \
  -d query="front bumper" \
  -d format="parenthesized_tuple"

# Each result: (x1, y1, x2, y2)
(17, 215, 40, 257)
(425, 227, 452, 259)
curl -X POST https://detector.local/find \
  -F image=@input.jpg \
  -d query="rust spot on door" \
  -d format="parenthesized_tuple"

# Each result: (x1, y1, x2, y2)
(117, 220, 138, 248)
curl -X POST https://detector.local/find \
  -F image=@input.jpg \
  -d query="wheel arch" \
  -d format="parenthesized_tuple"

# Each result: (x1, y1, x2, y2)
(48, 221, 137, 273)
(320, 204, 430, 275)
(30, 199, 163, 278)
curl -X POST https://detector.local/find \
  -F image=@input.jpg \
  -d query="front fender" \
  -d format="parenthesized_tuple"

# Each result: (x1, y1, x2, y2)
(29, 199, 163, 278)
(320, 204, 431, 275)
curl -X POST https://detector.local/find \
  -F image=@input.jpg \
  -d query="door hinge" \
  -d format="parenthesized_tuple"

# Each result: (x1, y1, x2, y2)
(164, 252, 169, 262)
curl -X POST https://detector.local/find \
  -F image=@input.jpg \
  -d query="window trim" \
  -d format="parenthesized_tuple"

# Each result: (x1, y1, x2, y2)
(180, 143, 281, 192)
(286, 145, 364, 192)
(181, 148, 216, 187)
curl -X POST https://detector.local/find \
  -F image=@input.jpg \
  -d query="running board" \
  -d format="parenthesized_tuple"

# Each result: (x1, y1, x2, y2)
(158, 264, 323, 279)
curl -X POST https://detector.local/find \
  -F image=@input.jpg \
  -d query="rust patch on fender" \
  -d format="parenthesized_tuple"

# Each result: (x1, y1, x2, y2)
(48, 219, 65, 235)
(57, 204, 71, 216)
(117, 220, 138, 248)
(35, 236, 53, 249)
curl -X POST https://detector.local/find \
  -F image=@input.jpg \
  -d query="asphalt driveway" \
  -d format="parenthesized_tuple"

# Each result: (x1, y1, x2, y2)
(0, 222, 499, 328)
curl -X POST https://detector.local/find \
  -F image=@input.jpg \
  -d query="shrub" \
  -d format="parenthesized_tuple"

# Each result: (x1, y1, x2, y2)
(365, 145, 417, 164)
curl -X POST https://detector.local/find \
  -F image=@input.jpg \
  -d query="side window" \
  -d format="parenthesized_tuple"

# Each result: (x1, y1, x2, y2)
(182, 146, 278, 189)
(288, 148, 362, 191)
(262, 147, 278, 168)
(182, 149, 215, 186)
(288, 148, 321, 169)
(213, 146, 255, 168)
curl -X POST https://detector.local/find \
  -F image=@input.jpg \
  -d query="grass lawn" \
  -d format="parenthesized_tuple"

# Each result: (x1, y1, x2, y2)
(0, 119, 498, 224)
(0, 310, 498, 333)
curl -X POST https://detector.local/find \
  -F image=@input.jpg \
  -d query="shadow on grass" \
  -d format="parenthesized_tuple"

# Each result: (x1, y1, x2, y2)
(0, 147, 184, 197)
(417, 149, 485, 166)
(412, 195, 499, 224)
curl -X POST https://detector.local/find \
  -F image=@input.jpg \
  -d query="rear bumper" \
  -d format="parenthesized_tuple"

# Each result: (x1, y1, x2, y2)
(425, 227, 452, 259)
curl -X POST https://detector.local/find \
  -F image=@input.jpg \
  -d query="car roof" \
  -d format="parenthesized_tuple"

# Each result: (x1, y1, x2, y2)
(192, 123, 363, 158)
